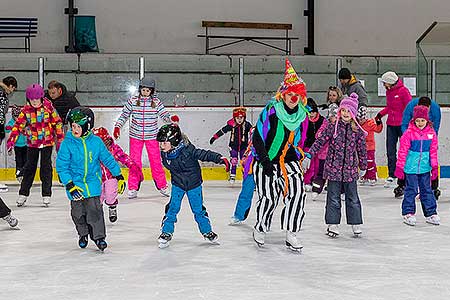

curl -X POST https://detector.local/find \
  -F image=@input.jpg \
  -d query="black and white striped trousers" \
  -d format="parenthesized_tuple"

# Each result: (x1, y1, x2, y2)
(254, 160, 306, 233)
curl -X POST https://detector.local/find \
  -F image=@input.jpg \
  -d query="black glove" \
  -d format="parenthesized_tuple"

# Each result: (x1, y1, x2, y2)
(0, 124, 4, 141)
(66, 181, 84, 201)
(209, 137, 215, 145)
(375, 113, 382, 122)
(259, 157, 275, 177)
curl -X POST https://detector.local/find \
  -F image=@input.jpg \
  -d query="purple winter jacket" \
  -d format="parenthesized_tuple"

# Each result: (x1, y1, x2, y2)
(378, 79, 412, 126)
(308, 120, 367, 182)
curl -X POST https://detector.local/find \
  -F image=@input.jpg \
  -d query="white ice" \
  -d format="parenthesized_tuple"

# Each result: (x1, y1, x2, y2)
(1, 180, 450, 300)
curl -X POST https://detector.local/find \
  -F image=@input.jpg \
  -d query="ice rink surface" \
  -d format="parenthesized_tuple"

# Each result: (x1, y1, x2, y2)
(1, 180, 450, 300)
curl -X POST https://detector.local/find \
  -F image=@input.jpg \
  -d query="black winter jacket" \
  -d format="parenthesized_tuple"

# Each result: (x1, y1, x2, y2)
(46, 84, 80, 123)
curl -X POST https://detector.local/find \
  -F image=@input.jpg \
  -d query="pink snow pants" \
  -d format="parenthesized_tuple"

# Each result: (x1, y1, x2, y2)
(303, 149, 320, 185)
(100, 178, 118, 206)
(129, 137, 167, 191)
(362, 150, 377, 181)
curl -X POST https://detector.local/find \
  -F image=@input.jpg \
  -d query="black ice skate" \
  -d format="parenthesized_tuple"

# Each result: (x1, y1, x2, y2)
(203, 231, 219, 244)
(393, 185, 404, 198)
(109, 205, 118, 223)
(78, 235, 88, 248)
(95, 238, 108, 251)
(158, 232, 172, 249)
(434, 188, 441, 201)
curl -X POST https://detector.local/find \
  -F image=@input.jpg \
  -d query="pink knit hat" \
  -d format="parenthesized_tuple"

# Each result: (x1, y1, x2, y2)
(413, 105, 429, 121)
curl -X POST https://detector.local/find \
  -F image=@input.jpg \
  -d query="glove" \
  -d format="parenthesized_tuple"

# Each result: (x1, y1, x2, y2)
(394, 167, 404, 180)
(115, 174, 126, 194)
(66, 182, 84, 201)
(209, 137, 215, 145)
(359, 169, 367, 178)
(301, 152, 312, 170)
(221, 157, 230, 172)
(170, 114, 180, 124)
(0, 124, 5, 140)
(375, 113, 382, 123)
(260, 157, 275, 177)
(113, 127, 121, 140)
(431, 167, 439, 181)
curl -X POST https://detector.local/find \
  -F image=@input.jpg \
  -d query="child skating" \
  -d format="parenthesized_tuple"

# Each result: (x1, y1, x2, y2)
(5, 104, 27, 182)
(156, 124, 230, 248)
(359, 109, 383, 185)
(0, 198, 18, 228)
(56, 107, 126, 251)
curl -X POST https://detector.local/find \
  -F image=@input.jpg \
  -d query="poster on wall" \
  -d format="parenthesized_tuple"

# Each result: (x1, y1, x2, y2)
(377, 78, 386, 97)
(403, 77, 417, 96)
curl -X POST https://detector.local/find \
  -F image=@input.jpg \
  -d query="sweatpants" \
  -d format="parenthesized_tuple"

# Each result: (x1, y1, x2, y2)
(253, 161, 306, 233)
(233, 174, 256, 221)
(325, 180, 363, 225)
(70, 196, 106, 240)
(14, 146, 27, 177)
(362, 150, 377, 181)
(0, 198, 11, 218)
(161, 184, 212, 235)
(230, 148, 246, 177)
(100, 178, 118, 206)
(386, 125, 403, 178)
(403, 172, 437, 217)
(19, 146, 53, 197)
(129, 137, 167, 191)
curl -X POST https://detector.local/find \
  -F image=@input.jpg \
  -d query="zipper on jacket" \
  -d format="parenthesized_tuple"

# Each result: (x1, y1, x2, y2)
(81, 137, 91, 197)
(418, 133, 423, 173)
(342, 123, 348, 180)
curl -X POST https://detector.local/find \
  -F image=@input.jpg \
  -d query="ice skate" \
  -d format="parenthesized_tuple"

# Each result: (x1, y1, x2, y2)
(109, 205, 118, 223)
(393, 185, 404, 198)
(352, 225, 362, 237)
(16, 195, 27, 207)
(159, 187, 170, 197)
(311, 192, 319, 201)
(403, 214, 416, 226)
(434, 188, 441, 201)
(426, 214, 440, 226)
(326, 224, 339, 238)
(95, 238, 108, 251)
(358, 178, 367, 186)
(128, 190, 137, 199)
(368, 179, 377, 186)
(158, 232, 172, 249)
(0, 183, 8, 193)
(384, 177, 395, 188)
(42, 196, 50, 207)
(285, 231, 303, 252)
(229, 174, 236, 184)
(304, 184, 312, 192)
(253, 229, 265, 247)
(203, 231, 219, 244)
(78, 235, 88, 248)
(3, 214, 18, 227)
(229, 216, 243, 226)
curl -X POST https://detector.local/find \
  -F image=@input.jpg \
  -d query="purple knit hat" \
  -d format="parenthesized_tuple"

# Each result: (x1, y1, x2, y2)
(334, 92, 367, 137)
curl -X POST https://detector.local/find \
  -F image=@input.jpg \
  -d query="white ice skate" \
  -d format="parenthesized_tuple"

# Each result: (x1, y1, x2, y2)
(311, 192, 319, 201)
(0, 183, 8, 193)
(16, 195, 27, 207)
(368, 179, 377, 186)
(352, 225, 362, 237)
(128, 190, 137, 199)
(304, 184, 312, 192)
(3, 214, 18, 227)
(253, 229, 265, 247)
(426, 214, 440, 226)
(326, 224, 339, 238)
(285, 231, 303, 252)
(158, 232, 172, 249)
(229, 216, 243, 226)
(384, 177, 395, 188)
(403, 214, 417, 226)
(229, 174, 236, 184)
(42, 196, 50, 207)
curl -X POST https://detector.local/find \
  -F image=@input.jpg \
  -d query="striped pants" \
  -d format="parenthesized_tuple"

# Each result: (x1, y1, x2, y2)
(254, 161, 306, 233)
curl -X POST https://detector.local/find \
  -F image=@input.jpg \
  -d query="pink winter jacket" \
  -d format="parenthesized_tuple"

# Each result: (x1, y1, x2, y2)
(101, 142, 142, 181)
(378, 79, 412, 126)
(316, 119, 329, 160)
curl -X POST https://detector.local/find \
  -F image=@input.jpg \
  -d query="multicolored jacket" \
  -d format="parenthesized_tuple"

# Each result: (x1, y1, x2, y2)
(378, 79, 411, 126)
(7, 98, 64, 149)
(101, 142, 141, 182)
(5, 118, 26, 147)
(241, 127, 255, 179)
(309, 119, 367, 182)
(211, 119, 252, 152)
(396, 122, 438, 175)
(56, 131, 121, 200)
(115, 95, 171, 140)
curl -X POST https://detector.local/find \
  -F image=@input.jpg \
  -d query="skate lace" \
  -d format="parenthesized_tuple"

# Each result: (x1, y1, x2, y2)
(204, 232, 217, 240)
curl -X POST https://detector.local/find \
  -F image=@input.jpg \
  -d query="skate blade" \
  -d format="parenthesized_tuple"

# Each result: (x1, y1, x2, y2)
(425, 221, 440, 226)
(158, 242, 170, 249)
(403, 221, 416, 226)
(326, 231, 339, 238)
(205, 239, 220, 245)
(353, 232, 362, 238)
(285, 242, 303, 253)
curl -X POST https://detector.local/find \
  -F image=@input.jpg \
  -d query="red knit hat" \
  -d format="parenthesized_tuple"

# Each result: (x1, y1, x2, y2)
(413, 105, 429, 121)
(233, 107, 246, 118)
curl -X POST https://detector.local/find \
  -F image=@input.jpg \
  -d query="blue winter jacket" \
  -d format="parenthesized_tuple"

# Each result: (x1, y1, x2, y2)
(401, 98, 441, 134)
(56, 131, 121, 200)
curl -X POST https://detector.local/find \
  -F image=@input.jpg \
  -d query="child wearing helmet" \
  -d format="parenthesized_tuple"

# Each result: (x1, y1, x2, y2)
(209, 107, 252, 183)
(114, 77, 174, 199)
(5, 104, 27, 182)
(92, 127, 144, 223)
(156, 124, 230, 248)
(56, 107, 126, 251)
(7, 84, 64, 207)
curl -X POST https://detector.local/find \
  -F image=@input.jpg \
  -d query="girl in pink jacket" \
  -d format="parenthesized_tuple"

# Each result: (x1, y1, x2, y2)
(394, 106, 439, 226)
(93, 127, 144, 223)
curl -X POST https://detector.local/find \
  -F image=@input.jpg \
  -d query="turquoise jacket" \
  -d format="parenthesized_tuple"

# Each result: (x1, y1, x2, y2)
(5, 118, 26, 147)
(56, 131, 121, 200)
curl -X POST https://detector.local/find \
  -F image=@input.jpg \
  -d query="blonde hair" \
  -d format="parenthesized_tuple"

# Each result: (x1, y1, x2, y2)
(327, 86, 344, 104)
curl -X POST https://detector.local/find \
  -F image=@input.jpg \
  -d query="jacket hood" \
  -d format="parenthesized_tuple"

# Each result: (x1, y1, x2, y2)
(388, 78, 405, 92)
(348, 75, 358, 86)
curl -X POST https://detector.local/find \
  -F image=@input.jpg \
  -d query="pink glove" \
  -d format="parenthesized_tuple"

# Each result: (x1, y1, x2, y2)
(394, 167, 404, 180)
(431, 167, 439, 181)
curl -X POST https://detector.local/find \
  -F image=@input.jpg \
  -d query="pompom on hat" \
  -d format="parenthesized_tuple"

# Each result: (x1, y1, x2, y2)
(275, 59, 307, 106)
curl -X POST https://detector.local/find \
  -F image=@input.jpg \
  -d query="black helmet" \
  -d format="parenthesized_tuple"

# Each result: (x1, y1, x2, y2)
(67, 106, 95, 136)
(157, 124, 182, 147)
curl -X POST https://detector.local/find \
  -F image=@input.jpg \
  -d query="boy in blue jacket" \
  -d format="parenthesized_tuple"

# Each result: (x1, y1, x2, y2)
(56, 107, 125, 251)
(156, 124, 229, 248)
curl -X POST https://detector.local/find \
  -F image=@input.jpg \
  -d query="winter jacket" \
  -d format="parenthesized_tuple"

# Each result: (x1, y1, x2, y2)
(46, 83, 80, 124)
(101, 142, 139, 181)
(396, 122, 438, 175)
(211, 119, 252, 152)
(401, 98, 441, 134)
(304, 114, 324, 148)
(377, 79, 411, 126)
(115, 95, 171, 140)
(361, 119, 383, 151)
(7, 99, 64, 149)
(309, 119, 367, 182)
(56, 131, 121, 200)
(161, 142, 223, 191)
(0, 82, 10, 125)
(339, 75, 368, 107)
(5, 118, 26, 147)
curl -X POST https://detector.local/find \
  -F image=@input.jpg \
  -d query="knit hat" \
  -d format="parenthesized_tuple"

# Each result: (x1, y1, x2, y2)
(233, 107, 246, 118)
(381, 71, 398, 85)
(139, 77, 155, 89)
(25, 83, 44, 100)
(339, 93, 359, 119)
(413, 105, 429, 121)
(277, 59, 307, 105)
(306, 98, 318, 113)
(338, 68, 352, 80)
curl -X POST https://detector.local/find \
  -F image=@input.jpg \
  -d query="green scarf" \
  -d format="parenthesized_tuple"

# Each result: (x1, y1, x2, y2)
(273, 101, 307, 131)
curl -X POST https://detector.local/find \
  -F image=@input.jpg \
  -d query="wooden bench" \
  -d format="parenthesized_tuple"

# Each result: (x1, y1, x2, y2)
(0, 18, 38, 52)
(198, 21, 298, 54)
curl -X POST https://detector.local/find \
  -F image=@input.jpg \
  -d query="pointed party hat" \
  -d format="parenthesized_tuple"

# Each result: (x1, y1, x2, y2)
(276, 59, 307, 104)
